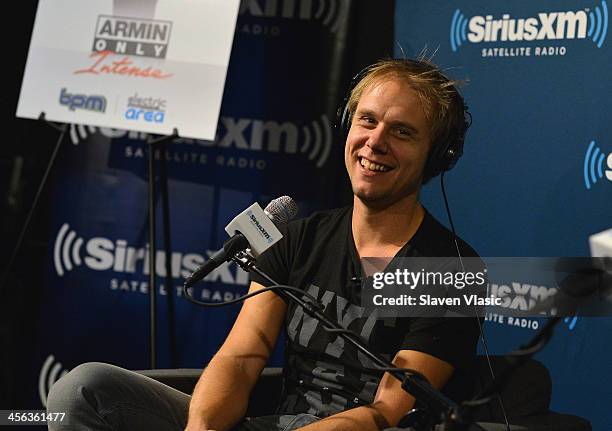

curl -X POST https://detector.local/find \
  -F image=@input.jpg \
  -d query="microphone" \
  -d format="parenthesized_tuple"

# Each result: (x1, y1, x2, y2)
(264, 195, 298, 224)
(184, 196, 298, 288)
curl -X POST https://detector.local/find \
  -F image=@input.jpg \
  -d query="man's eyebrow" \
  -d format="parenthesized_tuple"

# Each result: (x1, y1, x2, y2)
(389, 120, 419, 135)
(354, 108, 420, 135)
(355, 108, 377, 117)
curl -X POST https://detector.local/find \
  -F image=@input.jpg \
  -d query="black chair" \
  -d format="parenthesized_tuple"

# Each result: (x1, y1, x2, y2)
(468, 356, 590, 431)
(137, 356, 591, 430)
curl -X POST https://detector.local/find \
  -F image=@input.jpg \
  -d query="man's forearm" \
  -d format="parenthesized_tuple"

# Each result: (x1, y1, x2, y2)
(295, 404, 390, 431)
(186, 354, 254, 431)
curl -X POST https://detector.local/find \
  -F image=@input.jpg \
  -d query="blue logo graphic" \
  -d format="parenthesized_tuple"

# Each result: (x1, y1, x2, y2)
(450, 9, 468, 52)
(588, 0, 609, 48)
(450, 1, 608, 52)
(583, 140, 610, 190)
(125, 93, 166, 124)
(59, 88, 107, 113)
(564, 316, 579, 330)
(125, 108, 165, 123)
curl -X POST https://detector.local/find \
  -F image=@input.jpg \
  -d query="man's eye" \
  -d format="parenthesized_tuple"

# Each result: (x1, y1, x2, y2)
(359, 116, 375, 124)
(397, 128, 412, 137)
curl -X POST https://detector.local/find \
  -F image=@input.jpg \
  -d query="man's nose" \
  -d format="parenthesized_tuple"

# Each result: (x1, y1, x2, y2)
(365, 126, 388, 154)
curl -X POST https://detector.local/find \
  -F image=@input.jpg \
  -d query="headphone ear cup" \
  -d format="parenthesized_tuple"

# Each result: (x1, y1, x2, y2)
(445, 140, 464, 171)
(424, 107, 469, 180)
(424, 141, 450, 180)
(334, 103, 350, 143)
(424, 139, 463, 180)
(340, 104, 351, 136)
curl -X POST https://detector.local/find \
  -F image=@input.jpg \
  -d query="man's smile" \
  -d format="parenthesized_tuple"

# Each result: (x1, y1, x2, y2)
(358, 156, 393, 173)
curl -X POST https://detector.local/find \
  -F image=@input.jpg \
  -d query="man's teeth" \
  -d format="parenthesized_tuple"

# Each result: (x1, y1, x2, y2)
(360, 158, 389, 172)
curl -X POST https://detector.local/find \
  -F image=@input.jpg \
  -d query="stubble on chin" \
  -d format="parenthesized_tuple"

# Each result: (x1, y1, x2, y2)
(352, 180, 422, 210)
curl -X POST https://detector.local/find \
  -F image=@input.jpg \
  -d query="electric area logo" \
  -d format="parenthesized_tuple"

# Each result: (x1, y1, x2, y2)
(584, 141, 612, 190)
(450, 1, 608, 57)
(125, 93, 166, 124)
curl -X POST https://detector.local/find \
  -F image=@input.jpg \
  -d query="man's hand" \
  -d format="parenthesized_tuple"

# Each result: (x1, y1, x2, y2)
(294, 350, 454, 431)
(184, 281, 287, 431)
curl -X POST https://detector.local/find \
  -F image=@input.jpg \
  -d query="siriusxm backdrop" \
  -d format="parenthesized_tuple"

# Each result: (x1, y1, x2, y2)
(14, 0, 611, 430)
(396, 1, 611, 429)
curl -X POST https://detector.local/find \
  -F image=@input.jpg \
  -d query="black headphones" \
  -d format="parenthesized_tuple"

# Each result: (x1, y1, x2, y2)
(335, 58, 472, 182)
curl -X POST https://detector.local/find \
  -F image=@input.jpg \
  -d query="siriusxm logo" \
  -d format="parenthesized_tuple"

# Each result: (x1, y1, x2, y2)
(450, 1, 608, 51)
(39, 355, 69, 407)
(125, 93, 166, 124)
(59, 88, 107, 113)
(246, 210, 273, 243)
(486, 281, 559, 331)
(488, 281, 557, 312)
(583, 140, 612, 190)
(217, 115, 332, 167)
(67, 114, 332, 168)
(52, 223, 244, 283)
(239, 0, 349, 33)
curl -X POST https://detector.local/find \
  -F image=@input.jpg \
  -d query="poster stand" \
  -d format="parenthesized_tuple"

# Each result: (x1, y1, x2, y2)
(146, 128, 179, 369)
(0, 113, 67, 296)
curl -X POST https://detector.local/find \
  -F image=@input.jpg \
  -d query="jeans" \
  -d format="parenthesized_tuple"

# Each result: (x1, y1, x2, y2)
(46, 362, 320, 431)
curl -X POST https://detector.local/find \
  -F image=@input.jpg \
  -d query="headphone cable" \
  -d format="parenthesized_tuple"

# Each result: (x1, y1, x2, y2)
(440, 171, 511, 431)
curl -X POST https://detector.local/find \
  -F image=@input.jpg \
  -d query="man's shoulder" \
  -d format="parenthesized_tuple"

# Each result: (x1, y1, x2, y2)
(411, 209, 480, 258)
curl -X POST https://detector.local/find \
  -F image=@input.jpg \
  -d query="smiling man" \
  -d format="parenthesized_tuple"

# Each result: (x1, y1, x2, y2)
(183, 58, 481, 431)
(47, 58, 480, 431)
(347, 77, 431, 207)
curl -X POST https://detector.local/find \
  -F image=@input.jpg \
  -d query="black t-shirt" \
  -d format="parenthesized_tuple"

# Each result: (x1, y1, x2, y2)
(250, 206, 481, 418)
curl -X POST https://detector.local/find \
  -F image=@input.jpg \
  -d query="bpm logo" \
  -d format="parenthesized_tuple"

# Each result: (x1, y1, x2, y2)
(59, 88, 107, 113)
(450, 0, 608, 52)
(93, 15, 172, 58)
(583, 140, 612, 190)
(239, 0, 349, 33)
(125, 93, 166, 124)
(39, 355, 69, 407)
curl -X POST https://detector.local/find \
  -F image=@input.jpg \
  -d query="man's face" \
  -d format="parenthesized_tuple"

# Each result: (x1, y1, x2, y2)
(344, 77, 432, 208)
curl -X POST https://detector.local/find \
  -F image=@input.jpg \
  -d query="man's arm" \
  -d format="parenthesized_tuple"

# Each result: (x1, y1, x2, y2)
(185, 281, 287, 431)
(295, 350, 454, 431)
